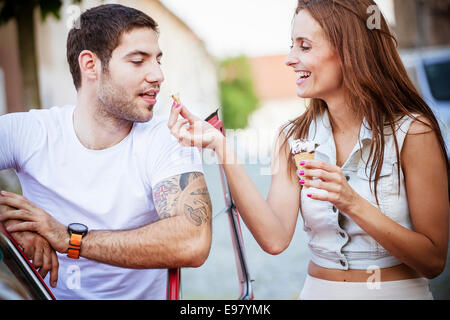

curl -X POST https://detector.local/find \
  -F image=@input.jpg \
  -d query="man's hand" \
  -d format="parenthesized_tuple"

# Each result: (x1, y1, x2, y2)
(0, 191, 69, 254)
(1, 203, 60, 288)
(10, 227, 59, 287)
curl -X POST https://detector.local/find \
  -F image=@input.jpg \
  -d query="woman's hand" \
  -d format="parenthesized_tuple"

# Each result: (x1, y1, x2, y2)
(299, 160, 362, 214)
(168, 102, 224, 152)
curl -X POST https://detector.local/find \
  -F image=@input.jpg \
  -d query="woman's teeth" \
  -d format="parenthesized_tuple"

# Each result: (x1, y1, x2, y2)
(297, 71, 311, 79)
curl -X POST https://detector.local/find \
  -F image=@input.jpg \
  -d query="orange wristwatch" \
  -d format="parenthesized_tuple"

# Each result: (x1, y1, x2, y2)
(67, 223, 88, 259)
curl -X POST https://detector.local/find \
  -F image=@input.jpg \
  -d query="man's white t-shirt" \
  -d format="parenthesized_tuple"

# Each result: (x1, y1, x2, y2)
(0, 105, 204, 299)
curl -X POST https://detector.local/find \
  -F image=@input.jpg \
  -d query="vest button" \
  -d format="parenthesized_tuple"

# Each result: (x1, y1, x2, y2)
(340, 260, 346, 267)
(345, 175, 350, 181)
(339, 232, 346, 238)
(332, 206, 337, 213)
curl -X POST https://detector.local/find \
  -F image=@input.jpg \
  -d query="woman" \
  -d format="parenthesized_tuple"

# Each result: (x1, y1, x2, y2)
(168, 0, 449, 299)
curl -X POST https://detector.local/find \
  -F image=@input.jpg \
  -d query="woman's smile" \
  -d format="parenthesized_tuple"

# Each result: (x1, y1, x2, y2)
(296, 70, 312, 85)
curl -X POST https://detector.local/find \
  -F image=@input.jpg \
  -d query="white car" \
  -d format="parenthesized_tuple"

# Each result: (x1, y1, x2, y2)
(400, 46, 450, 158)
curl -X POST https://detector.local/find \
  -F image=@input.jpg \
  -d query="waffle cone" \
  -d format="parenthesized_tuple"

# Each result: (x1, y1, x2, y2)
(294, 152, 314, 179)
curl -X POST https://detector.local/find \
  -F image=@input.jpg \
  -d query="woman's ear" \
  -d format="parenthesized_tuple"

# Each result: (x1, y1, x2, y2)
(78, 50, 100, 84)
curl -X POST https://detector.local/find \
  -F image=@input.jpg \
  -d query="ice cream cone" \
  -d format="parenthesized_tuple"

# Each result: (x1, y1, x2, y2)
(288, 139, 317, 186)
(294, 152, 315, 180)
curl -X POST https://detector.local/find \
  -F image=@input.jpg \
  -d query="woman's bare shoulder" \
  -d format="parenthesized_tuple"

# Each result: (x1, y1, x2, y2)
(407, 115, 434, 135)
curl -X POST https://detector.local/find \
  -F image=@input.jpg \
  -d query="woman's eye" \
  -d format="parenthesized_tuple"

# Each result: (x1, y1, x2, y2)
(131, 60, 143, 65)
(290, 41, 311, 52)
(299, 40, 311, 52)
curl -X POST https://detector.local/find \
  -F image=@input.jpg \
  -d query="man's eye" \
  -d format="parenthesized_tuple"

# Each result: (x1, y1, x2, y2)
(131, 60, 143, 65)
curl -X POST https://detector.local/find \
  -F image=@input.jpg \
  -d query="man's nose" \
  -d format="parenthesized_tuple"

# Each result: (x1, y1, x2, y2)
(145, 63, 164, 84)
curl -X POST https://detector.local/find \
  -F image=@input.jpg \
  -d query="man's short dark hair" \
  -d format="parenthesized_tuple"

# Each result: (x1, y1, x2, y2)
(67, 4, 159, 90)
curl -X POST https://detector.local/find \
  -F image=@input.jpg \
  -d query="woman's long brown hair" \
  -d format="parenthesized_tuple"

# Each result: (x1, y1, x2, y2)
(281, 0, 449, 204)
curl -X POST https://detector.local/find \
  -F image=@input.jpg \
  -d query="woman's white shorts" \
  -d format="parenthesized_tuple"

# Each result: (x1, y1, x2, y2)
(299, 274, 433, 300)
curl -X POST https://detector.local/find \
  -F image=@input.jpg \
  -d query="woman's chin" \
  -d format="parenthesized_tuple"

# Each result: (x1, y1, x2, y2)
(296, 90, 314, 99)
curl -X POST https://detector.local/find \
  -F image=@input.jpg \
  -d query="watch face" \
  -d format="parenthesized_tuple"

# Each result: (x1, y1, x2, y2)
(68, 223, 88, 235)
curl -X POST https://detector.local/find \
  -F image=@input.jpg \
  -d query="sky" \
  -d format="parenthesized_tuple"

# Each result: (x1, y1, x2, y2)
(160, 0, 298, 58)
(160, 0, 395, 59)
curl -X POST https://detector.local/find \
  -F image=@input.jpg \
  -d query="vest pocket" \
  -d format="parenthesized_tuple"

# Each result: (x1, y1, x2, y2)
(356, 162, 393, 181)
(355, 161, 395, 208)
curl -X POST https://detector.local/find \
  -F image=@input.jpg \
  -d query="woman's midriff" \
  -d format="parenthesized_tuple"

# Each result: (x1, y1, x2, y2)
(308, 260, 423, 282)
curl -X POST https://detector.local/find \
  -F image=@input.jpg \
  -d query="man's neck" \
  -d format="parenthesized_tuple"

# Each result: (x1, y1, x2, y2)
(73, 91, 133, 150)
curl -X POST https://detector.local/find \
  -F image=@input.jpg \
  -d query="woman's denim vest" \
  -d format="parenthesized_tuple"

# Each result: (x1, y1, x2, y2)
(286, 111, 417, 270)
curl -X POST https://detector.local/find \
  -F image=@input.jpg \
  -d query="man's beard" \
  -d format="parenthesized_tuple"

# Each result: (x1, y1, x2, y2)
(96, 71, 153, 123)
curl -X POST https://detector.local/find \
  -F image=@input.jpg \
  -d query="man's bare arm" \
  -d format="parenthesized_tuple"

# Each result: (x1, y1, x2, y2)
(80, 172, 212, 268)
(0, 172, 213, 269)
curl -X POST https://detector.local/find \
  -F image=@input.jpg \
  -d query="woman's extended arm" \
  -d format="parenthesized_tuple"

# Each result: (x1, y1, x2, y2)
(168, 103, 301, 254)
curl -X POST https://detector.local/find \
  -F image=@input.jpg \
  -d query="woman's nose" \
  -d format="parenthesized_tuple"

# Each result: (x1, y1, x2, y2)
(285, 50, 299, 67)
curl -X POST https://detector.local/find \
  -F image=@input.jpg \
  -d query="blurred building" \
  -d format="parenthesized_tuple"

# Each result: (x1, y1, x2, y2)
(393, 0, 450, 49)
(242, 55, 306, 160)
(0, 0, 219, 118)
(221, 53, 306, 169)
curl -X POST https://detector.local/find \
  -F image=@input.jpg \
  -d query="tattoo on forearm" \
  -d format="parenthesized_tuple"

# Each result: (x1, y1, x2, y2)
(184, 200, 208, 226)
(152, 172, 212, 226)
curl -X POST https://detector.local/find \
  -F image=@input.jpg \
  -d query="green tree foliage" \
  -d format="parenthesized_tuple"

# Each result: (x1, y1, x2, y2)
(0, 0, 72, 22)
(219, 56, 259, 129)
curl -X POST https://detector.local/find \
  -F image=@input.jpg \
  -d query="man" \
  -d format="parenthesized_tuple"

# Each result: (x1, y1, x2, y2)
(0, 4, 212, 299)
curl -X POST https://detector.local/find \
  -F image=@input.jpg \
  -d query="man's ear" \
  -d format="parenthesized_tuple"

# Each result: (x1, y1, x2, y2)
(78, 50, 101, 83)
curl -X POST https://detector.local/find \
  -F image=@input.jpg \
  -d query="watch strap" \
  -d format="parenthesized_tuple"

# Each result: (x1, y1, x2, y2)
(67, 233, 83, 259)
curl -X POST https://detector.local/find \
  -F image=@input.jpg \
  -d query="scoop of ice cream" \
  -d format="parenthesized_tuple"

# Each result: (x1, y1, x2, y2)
(289, 139, 317, 154)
